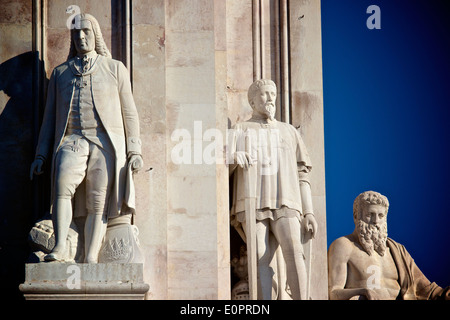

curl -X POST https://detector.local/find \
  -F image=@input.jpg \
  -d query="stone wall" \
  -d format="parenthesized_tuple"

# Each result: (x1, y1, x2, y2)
(0, 0, 34, 300)
(0, 0, 327, 300)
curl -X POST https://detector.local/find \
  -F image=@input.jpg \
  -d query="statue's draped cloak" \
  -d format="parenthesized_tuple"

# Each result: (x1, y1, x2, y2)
(387, 238, 449, 300)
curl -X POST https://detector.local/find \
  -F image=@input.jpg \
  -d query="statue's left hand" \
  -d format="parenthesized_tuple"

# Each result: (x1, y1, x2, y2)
(304, 214, 318, 239)
(30, 158, 44, 180)
(129, 154, 144, 172)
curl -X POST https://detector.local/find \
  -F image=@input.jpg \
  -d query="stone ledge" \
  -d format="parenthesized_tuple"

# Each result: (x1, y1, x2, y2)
(19, 263, 150, 300)
(21, 293, 148, 300)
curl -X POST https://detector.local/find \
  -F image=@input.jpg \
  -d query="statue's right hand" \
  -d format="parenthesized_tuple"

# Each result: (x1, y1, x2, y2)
(30, 158, 44, 180)
(234, 151, 257, 170)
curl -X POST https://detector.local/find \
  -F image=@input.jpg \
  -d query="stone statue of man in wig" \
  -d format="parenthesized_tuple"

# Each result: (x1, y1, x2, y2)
(30, 13, 143, 263)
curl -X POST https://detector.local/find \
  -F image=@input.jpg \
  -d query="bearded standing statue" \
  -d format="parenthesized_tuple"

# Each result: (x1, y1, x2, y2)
(29, 13, 143, 263)
(328, 191, 449, 300)
(229, 79, 318, 300)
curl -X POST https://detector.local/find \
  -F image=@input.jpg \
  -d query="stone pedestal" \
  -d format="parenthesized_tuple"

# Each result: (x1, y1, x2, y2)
(19, 263, 149, 300)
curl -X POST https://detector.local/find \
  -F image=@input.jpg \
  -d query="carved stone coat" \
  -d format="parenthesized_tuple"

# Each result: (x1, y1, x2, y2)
(35, 55, 141, 219)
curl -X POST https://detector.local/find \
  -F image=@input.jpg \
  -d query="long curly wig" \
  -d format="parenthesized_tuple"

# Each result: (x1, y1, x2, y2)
(67, 13, 112, 60)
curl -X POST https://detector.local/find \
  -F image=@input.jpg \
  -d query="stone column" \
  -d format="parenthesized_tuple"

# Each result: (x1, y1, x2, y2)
(289, 0, 328, 299)
(164, 0, 230, 299)
(132, 0, 230, 299)
(131, 0, 169, 300)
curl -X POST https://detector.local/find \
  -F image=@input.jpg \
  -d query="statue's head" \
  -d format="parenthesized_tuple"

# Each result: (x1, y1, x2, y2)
(231, 245, 248, 280)
(247, 79, 277, 121)
(68, 13, 111, 60)
(353, 191, 389, 256)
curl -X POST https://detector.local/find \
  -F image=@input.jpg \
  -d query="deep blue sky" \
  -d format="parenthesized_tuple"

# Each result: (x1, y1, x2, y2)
(322, 0, 450, 287)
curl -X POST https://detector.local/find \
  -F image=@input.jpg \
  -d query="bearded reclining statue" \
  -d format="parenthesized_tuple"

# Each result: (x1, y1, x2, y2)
(328, 191, 449, 300)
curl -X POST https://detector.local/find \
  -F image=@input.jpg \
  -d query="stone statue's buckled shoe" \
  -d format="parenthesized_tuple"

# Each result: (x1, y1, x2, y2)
(44, 252, 65, 262)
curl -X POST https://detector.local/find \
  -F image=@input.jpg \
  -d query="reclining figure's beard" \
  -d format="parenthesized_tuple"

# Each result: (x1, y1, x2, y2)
(357, 220, 388, 256)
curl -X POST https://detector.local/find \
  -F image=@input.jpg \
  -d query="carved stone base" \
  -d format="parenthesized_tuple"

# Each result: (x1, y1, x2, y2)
(19, 263, 149, 300)
(28, 215, 82, 262)
(98, 223, 144, 264)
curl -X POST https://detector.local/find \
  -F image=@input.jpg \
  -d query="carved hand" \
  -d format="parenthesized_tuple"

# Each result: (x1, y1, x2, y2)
(303, 214, 318, 239)
(29, 158, 44, 180)
(129, 154, 144, 172)
(234, 151, 257, 170)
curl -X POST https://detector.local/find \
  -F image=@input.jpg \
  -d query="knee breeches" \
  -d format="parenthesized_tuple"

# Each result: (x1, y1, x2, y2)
(54, 135, 114, 215)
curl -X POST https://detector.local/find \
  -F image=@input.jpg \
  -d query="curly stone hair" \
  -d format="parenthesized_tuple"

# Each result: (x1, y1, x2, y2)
(247, 79, 276, 107)
(67, 13, 112, 60)
(353, 191, 389, 223)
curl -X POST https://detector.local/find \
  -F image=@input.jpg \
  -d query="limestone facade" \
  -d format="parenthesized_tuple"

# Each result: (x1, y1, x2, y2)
(0, 0, 327, 300)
